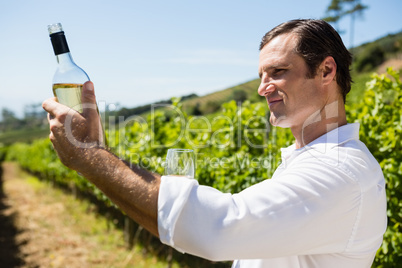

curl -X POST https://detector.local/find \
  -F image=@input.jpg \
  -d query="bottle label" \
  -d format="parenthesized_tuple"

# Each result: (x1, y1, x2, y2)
(50, 32, 70, 55)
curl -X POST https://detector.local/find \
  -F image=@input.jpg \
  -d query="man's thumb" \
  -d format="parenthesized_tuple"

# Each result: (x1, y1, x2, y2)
(82, 81, 98, 117)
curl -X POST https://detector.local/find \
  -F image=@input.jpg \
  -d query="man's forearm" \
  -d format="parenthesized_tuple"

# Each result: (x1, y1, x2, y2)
(42, 84, 161, 237)
(79, 147, 161, 237)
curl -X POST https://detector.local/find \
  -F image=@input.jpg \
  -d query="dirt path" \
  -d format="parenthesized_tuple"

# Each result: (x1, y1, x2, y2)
(0, 162, 96, 267)
(0, 163, 24, 267)
(0, 162, 174, 268)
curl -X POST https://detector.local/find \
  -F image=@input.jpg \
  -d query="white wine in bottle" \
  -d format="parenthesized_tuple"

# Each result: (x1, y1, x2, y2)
(52, 83, 84, 113)
(48, 23, 107, 146)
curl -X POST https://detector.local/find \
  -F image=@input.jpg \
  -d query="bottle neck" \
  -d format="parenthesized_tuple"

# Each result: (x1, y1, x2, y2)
(50, 31, 76, 66)
(56, 52, 75, 65)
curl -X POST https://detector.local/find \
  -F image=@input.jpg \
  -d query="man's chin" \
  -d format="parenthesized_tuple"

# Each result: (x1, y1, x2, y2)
(270, 116, 289, 128)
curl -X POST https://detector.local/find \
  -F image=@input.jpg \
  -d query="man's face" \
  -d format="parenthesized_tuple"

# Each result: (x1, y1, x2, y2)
(258, 33, 325, 129)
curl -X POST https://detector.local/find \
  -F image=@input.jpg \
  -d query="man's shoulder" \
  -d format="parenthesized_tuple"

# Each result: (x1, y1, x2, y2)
(287, 138, 384, 187)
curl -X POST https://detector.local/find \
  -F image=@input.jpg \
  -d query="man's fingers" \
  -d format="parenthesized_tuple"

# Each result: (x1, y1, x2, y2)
(44, 82, 99, 121)
(43, 82, 102, 147)
(42, 97, 72, 118)
(42, 97, 58, 117)
(43, 97, 78, 122)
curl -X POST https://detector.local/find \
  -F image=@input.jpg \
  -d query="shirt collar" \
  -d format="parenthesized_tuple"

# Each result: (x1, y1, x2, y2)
(280, 123, 360, 161)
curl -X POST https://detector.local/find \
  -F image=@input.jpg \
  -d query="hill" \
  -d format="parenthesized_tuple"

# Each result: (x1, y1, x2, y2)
(181, 79, 261, 115)
(353, 30, 402, 72)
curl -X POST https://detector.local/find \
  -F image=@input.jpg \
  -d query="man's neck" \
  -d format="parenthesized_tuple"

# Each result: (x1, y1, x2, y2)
(291, 100, 347, 149)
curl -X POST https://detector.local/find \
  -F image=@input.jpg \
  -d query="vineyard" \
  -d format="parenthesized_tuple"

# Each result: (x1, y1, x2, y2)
(2, 68, 402, 266)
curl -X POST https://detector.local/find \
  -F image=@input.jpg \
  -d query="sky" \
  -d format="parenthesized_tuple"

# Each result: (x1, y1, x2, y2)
(0, 0, 401, 119)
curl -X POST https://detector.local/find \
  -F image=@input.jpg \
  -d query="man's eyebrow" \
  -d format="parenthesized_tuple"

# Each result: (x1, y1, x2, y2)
(258, 63, 291, 78)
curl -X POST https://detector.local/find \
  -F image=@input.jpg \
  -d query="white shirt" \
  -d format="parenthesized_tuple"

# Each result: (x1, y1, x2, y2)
(158, 123, 387, 268)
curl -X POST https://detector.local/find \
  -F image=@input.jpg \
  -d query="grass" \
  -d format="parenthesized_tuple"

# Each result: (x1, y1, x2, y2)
(12, 164, 180, 268)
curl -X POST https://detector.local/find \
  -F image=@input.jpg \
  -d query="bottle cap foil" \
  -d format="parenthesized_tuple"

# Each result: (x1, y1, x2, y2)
(48, 23, 63, 35)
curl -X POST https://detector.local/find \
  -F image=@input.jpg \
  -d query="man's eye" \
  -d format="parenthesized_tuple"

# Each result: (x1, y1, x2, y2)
(273, 69, 285, 75)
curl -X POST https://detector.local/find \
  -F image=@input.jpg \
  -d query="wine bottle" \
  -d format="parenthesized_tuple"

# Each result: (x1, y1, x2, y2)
(48, 23, 89, 113)
(48, 23, 107, 146)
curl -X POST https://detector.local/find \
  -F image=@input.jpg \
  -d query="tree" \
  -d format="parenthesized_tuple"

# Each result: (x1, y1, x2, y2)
(23, 103, 47, 128)
(323, 0, 343, 32)
(232, 89, 248, 103)
(1, 108, 17, 122)
(0, 108, 21, 131)
(323, 0, 368, 50)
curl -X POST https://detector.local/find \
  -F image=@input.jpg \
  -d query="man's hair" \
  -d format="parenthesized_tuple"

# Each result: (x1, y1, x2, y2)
(260, 19, 352, 102)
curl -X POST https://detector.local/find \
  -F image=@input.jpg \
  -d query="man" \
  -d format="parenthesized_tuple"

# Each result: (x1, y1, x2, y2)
(42, 19, 387, 267)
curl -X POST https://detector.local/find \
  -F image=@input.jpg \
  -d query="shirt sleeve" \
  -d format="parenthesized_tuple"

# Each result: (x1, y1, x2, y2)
(157, 158, 383, 261)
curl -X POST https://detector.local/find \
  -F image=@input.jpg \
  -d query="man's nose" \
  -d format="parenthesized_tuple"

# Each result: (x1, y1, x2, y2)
(258, 83, 275, 96)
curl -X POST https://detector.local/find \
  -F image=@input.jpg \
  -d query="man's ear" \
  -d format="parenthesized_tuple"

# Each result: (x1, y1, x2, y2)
(320, 56, 337, 85)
